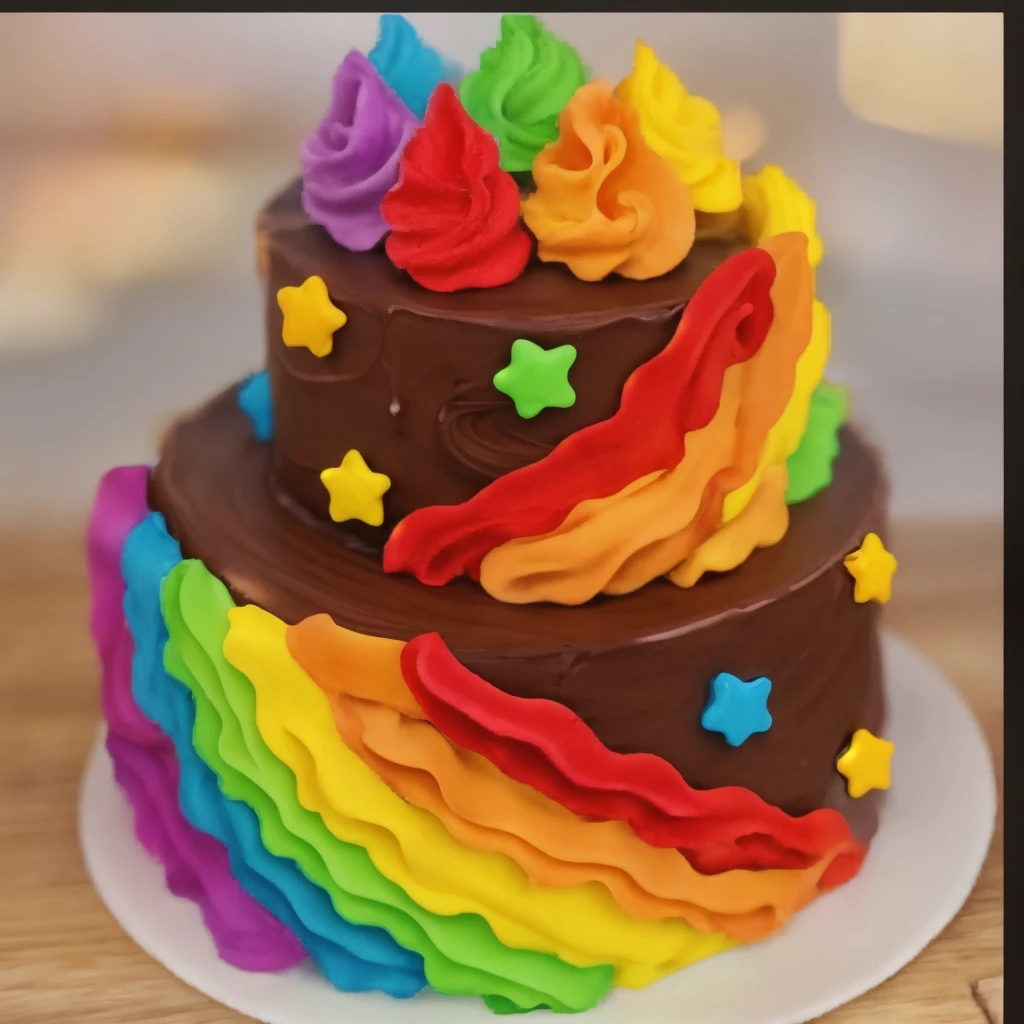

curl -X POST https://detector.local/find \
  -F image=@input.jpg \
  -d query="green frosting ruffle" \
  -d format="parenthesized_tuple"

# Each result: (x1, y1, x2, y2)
(460, 14, 587, 172)
(785, 380, 849, 504)
(160, 558, 612, 1013)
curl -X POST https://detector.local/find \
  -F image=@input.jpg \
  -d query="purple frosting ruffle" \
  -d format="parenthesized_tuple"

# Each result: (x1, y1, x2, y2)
(86, 465, 305, 972)
(300, 49, 419, 252)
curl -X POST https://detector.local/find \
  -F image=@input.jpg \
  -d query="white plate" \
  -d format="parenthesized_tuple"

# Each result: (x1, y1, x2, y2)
(79, 630, 996, 1024)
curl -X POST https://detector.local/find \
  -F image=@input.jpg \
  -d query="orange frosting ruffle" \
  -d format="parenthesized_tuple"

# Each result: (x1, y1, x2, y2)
(286, 615, 830, 944)
(520, 80, 695, 282)
(478, 232, 813, 605)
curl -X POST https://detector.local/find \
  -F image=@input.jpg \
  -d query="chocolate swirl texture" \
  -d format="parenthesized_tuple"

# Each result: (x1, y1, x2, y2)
(459, 14, 588, 173)
(521, 80, 695, 282)
(150, 385, 887, 824)
(381, 83, 531, 292)
(299, 50, 418, 253)
(259, 179, 743, 537)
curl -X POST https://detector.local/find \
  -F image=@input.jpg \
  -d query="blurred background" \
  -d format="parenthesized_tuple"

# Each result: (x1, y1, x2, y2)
(0, 12, 1003, 527)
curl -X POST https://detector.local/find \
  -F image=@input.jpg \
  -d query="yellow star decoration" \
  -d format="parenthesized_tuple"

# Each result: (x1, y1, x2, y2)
(320, 450, 391, 527)
(843, 531, 898, 604)
(276, 275, 347, 358)
(836, 728, 894, 799)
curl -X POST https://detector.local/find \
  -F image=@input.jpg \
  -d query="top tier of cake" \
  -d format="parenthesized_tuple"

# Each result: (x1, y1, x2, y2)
(260, 179, 744, 538)
(248, 14, 839, 606)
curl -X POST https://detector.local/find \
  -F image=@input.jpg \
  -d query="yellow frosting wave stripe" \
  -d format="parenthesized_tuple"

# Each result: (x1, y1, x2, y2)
(614, 40, 741, 213)
(224, 604, 734, 989)
(285, 614, 828, 943)
(721, 163, 830, 521)
(670, 465, 790, 588)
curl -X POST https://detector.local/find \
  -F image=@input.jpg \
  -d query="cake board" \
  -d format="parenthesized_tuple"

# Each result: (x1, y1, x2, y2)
(79, 630, 996, 1024)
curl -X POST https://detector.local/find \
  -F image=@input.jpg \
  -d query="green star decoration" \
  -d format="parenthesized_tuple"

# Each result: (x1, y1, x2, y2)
(492, 338, 577, 419)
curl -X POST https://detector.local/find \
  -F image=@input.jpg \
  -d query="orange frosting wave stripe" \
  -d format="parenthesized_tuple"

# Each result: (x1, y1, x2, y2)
(521, 80, 695, 282)
(287, 616, 829, 944)
(478, 232, 813, 604)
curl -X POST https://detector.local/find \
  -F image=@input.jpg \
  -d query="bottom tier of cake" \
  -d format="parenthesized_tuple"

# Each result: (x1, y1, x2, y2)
(86, 383, 891, 1014)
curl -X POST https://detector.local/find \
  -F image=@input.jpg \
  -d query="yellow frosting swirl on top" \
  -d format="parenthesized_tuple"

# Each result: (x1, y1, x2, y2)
(614, 41, 741, 214)
(521, 80, 695, 282)
(740, 164, 823, 268)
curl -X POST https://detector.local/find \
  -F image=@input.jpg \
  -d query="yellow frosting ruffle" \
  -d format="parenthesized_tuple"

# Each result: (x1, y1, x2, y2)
(286, 615, 827, 944)
(478, 233, 813, 605)
(668, 466, 789, 588)
(614, 41, 741, 214)
(740, 164, 823, 268)
(521, 80, 695, 282)
(224, 605, 734, 988)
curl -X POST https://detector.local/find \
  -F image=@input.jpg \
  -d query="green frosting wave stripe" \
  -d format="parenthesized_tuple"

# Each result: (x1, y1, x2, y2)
(460, 14, 588, 173)
(160, 558, 611, 1013)
(785, 380, 849, 504)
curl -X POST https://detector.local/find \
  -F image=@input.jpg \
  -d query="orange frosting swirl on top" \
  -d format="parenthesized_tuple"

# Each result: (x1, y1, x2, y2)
(520, 80, 695, 282)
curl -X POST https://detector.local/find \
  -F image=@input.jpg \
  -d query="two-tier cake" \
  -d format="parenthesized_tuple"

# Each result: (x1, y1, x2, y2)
(88, 13, 898, 1014)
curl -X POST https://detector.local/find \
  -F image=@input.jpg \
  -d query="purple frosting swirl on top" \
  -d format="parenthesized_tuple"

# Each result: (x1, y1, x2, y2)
(300, 50, 419, 252)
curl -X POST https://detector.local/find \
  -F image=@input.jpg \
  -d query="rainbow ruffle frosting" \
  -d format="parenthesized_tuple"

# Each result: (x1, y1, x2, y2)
(89, 464, 866, 1014)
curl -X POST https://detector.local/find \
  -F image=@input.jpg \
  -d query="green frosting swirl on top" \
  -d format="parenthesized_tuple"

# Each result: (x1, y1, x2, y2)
(460, 14, 588, 173)
(785, 381, 849, 504)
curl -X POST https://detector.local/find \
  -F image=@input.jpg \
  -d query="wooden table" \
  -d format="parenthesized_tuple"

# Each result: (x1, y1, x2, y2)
(0, 520, 1003, 1023)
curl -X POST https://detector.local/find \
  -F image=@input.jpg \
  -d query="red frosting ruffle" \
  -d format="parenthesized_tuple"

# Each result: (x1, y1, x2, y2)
(401, 632, 866, 887)
(384, 246, 777, 585)
(381, 83, 531, 292)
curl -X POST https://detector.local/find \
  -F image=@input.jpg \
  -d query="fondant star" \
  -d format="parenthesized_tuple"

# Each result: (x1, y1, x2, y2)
(320, 450, 391, 526)
(836, 728, 894, 798)
(237, 370, 273, 442)
(493, 338, 577, 419)
(843, 532, 898, 604)
(701, 672, 773, 747)
(277, 275, 347, 358)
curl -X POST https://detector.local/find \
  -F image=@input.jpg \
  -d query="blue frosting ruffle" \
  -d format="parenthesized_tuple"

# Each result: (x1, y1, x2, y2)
(121, 512, 426, 997)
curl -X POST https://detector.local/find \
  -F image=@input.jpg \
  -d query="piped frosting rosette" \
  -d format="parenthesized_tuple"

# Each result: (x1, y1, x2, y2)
(89, 458, 868, 1014)
(300, 50, 419, 252)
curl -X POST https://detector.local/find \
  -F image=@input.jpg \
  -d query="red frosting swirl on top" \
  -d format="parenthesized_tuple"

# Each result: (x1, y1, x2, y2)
(381, 83, 532, 292)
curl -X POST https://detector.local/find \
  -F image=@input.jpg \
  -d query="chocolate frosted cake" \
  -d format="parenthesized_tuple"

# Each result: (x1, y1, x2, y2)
(88, 13, 899, 1014)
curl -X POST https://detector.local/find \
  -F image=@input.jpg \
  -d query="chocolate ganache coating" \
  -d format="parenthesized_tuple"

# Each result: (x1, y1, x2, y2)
(260, 179, 746, 539)
(151, 386, 887, 824)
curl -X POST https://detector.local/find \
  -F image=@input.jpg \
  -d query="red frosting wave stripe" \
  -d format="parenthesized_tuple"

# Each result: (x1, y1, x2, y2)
(400, 632, 865, 887)
(384, 246, 777, 585)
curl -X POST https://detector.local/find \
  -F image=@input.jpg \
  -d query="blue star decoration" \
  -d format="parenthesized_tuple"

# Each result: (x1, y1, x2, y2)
(701, 672, 773, 747)
(238, 370, 274, 442)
